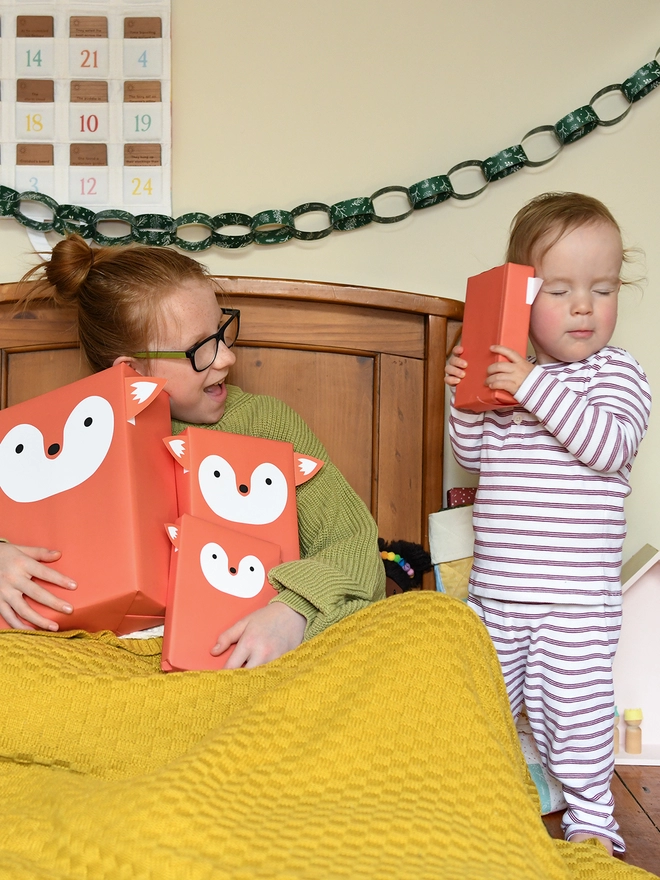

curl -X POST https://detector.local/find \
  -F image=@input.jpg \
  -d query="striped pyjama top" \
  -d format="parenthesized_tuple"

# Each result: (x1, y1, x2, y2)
(449, 346, 651, 849)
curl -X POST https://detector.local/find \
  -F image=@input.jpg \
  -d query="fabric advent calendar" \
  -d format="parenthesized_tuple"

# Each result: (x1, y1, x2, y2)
(0, 0, 172, 226)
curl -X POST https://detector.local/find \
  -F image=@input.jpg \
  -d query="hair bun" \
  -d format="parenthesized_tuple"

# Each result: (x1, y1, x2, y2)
(45, 234, 96, 304)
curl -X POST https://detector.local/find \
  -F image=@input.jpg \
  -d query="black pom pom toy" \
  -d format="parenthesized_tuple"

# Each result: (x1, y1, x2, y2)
(378, 538, 432, 596)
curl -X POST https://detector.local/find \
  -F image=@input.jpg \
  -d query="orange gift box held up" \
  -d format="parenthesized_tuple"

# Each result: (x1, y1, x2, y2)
(162, 514, 282, 671)
(0, 363, 177, 635)
(454, 262, 542, 413)
(163, 427, 324, 563)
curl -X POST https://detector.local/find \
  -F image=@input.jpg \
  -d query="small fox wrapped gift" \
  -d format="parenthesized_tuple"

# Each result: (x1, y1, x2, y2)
(162, 514, 282, 671)
(163, 427, 324, 562)
(0, 363, 177, 634)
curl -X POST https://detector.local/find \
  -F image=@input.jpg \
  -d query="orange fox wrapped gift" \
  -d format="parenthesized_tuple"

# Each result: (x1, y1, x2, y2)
(163, 427, 324, 563)
(162, 514, 282, 671)
(454, 262, 542, 413)
(0, 363, 177, 635)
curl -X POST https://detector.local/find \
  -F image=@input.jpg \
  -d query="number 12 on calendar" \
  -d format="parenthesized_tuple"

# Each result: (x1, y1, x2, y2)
(69, 168, 109, 205)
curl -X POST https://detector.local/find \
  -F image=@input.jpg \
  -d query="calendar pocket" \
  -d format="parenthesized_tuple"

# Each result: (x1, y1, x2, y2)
(16, 38, 55, 78)
(68, 39, 110, 78)
(69, 103, 109, 141)
(15, 145, 55, 197)
(70, 144, 109, 205)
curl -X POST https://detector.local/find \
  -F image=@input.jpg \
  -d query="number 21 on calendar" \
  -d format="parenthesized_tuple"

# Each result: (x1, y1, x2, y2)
(80, 49, 98, 69)
(69, 42, 109, 78)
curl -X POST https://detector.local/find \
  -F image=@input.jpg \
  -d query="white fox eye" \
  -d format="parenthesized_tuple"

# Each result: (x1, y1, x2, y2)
(265, 477, 272, 485)
(84, 417, 93, 427)
(15, 444, 24, 454)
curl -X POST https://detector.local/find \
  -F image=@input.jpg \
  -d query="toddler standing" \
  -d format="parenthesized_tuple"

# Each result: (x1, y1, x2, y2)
(445, 192, 652, 854)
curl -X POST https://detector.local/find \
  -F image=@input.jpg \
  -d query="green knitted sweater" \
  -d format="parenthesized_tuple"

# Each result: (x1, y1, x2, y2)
(171, 385, 385, 639)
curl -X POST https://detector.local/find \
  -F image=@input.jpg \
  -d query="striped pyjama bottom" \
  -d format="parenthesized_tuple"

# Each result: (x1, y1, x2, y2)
(468, 595, 624, 852)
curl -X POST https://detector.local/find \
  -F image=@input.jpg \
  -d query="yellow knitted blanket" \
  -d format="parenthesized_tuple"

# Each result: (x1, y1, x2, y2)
(0, 593, 653, 880)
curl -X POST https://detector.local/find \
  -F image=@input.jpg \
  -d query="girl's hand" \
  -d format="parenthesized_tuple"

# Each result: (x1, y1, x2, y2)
(211, 603, 307, 669)
(485, 345, 534, 395)
(445, 345, 467, 387)
(0, 543, 77, 631)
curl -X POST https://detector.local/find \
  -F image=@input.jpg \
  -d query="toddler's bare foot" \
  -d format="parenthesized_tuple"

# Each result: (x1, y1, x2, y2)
(567, 832, 614, 856)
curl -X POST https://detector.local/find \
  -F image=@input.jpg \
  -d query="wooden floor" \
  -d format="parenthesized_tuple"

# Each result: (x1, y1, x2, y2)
(542, 765, 660, 875)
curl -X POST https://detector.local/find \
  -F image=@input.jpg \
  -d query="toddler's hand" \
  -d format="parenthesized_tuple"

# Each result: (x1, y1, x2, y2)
(485, 345, 534, 395)
(211, 602, 307, 669)
(0, 544, 77, 631)
(445, 345, 467, 387)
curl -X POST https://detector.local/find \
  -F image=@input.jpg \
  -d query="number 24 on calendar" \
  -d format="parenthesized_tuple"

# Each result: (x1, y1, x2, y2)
(132, 178, 153, 196)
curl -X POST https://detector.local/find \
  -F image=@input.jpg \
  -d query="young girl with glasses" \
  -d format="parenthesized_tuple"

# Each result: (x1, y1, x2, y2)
(0, 234, 384, 667)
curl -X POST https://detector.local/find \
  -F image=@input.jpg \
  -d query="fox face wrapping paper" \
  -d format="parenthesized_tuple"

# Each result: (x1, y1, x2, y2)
(163, 427, 324, 562)
(0, 363, 177, 634)
(162, 514, 282, 671)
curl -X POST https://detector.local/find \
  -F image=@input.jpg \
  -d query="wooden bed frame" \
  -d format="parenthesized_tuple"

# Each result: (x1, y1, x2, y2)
(0, 275, 463, 572)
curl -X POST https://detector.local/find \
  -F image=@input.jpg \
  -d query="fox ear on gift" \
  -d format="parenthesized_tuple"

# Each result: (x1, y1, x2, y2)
(165, 522, 180, 550)
(124, 377, 168, 423)
(163, 435, 191, 471)
(294, 454, 324, 486)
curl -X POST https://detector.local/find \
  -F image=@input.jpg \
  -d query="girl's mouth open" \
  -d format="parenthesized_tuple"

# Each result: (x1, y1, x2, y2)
(204, 381, 227, 402)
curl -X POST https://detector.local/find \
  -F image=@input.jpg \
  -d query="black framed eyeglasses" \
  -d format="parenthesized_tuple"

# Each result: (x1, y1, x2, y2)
(133, 308, 240, 372)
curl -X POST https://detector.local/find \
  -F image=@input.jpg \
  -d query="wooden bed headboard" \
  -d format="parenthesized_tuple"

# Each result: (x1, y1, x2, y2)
(0, 275, 463, 559)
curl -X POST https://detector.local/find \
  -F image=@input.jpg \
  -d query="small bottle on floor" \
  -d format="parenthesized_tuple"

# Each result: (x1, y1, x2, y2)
(624, 708, 643, 755)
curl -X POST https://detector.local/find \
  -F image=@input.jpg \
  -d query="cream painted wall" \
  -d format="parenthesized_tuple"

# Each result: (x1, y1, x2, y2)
(2, 0, 659, 560)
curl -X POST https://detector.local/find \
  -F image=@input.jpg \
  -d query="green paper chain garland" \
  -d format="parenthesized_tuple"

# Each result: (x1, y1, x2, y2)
(1, 50, 658, 251)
